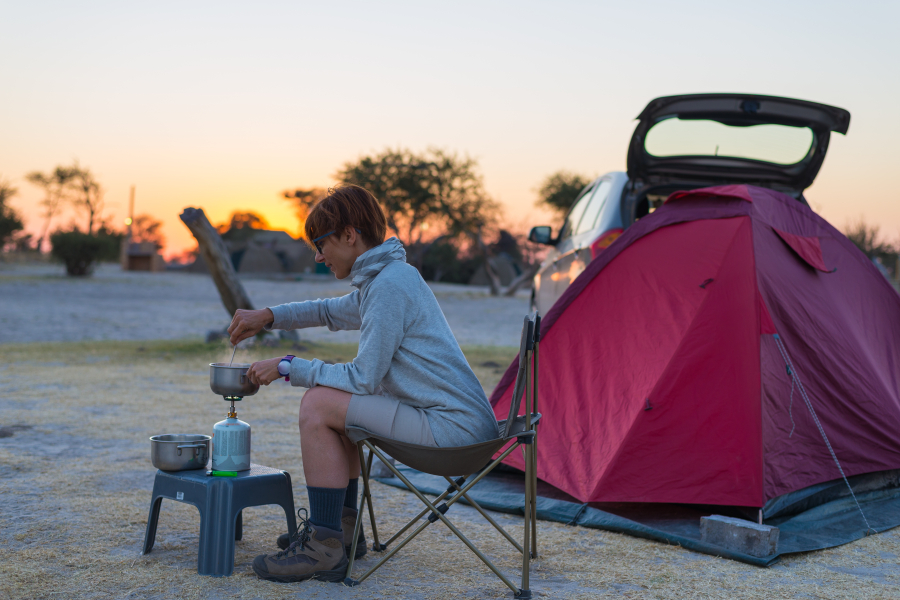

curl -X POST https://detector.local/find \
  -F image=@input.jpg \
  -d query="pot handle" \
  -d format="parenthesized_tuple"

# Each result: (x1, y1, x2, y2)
(176, 443, 207, 457)
(240, 374, 247, 384)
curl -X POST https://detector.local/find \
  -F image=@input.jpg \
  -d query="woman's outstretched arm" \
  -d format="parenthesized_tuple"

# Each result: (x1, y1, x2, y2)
(267, 291, 362, 333)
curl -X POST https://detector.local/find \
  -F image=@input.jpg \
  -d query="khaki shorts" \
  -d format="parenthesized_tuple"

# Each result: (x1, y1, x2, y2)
(345, 394, 437, 447)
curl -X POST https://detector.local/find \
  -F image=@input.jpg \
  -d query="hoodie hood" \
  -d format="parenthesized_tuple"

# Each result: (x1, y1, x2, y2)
(349, 237, 407, 292)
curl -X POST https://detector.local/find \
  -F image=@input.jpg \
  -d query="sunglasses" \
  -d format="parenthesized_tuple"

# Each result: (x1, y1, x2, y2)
(311, 228, 362, 254)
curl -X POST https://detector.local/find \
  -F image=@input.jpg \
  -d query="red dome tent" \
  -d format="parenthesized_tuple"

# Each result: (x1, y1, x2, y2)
(490, 185, 900, 507)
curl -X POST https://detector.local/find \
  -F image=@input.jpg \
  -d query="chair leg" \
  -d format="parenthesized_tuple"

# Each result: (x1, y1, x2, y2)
(360, 446, 385, 552)
(383, 480, 460, 547)
(365, 444, 523, 596)
(347, 441, 530, 595)
(346, 445, 369, 584)
(444, 476, 524, 554)
(521, 442, 532, 594)
(530, 442, 538, 558)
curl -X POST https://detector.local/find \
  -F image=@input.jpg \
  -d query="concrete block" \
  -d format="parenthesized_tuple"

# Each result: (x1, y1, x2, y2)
(700, 515, 779, 557)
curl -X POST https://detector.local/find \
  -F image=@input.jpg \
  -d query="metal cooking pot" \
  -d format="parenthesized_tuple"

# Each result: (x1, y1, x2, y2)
(209, 363, 259, 398)
(150, 434, 211, 471)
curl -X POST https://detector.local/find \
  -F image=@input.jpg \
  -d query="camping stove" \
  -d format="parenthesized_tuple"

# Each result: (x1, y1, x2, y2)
(209, 363, 258, 472)
(212, 396, 251, 472)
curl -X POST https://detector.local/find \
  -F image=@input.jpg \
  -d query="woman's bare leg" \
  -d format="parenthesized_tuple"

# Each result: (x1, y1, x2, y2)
(298, 386, 359, 487)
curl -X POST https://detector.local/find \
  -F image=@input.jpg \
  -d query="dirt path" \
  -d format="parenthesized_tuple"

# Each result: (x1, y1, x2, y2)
(2, 340, 899, 599)
(0, 262, 531, 346)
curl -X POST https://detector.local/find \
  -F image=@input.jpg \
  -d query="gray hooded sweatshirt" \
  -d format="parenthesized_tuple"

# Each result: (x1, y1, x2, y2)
(267, 237, 499, 447)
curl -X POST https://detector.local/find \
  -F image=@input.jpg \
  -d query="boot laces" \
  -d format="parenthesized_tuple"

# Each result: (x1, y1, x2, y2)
(275, 508, 312, 558)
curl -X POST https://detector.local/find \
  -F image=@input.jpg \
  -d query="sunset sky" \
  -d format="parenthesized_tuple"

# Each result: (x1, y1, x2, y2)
(2, 1, 898, 259)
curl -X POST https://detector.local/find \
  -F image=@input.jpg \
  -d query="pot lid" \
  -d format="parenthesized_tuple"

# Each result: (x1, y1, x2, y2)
(626, 93, 851, 193)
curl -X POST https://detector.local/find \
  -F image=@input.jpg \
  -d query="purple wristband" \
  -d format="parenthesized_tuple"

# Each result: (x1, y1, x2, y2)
(279, 355, 295, 382)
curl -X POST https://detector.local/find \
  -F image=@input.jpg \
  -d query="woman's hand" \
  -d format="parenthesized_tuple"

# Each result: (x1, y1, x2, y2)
(247, 357, 283, 386)
(228, 308, 275, 345)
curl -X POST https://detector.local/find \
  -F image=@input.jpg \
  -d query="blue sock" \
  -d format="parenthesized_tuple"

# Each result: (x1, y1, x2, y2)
(344, 478, 359, 510)
(307, 485, 345, 532)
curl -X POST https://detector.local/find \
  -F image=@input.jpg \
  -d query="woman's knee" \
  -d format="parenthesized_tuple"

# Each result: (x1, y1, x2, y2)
(298, 387, 328, 431)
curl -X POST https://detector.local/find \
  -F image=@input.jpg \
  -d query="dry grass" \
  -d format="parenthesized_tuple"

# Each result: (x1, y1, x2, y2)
(1, 339, 898, 599)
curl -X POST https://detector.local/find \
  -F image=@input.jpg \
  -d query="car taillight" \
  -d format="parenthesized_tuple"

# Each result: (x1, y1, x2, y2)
(590, 228, 623, 260)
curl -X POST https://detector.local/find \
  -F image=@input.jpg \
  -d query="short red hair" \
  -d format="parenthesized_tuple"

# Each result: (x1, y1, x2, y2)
(303, 185, 388, 249)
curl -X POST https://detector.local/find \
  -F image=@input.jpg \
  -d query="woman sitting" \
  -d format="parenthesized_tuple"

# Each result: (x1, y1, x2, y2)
(227, 184, 499, 583)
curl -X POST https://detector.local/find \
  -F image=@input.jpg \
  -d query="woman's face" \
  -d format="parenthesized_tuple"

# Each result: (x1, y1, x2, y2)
(315, 228, 367, 279)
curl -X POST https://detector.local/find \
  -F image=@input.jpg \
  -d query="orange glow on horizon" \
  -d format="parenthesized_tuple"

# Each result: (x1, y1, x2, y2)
(9, 183, 314, 261)
(10, 181, 556, 262)
(165, 204, 306, 260)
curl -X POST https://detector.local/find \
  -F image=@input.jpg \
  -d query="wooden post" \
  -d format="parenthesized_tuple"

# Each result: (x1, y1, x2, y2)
(180, 207, 254, 316)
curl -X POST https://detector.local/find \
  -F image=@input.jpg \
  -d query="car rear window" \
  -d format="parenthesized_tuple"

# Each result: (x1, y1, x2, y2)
(644, 118, 815, 165)
(574, 179, 612, 236)
(559, 184, 594, 240)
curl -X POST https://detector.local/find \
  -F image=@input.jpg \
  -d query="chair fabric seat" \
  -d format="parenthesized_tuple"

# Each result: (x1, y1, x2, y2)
(346, 415, 539, 477)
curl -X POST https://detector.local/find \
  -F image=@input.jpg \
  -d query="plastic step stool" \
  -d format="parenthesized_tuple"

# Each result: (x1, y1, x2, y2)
(141, 463, 297, 576)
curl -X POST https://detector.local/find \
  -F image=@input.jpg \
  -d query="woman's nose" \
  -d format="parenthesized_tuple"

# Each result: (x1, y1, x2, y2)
(315, 251, 324, 263)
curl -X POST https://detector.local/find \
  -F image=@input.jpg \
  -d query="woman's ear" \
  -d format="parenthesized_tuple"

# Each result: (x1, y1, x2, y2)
(344, 226, 358, 245)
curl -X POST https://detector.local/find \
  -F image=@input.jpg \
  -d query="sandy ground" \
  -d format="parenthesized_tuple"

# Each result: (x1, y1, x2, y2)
(2, 340, 899, 599)
(0, 262, 531, 347)
(2, 262, 900, 598)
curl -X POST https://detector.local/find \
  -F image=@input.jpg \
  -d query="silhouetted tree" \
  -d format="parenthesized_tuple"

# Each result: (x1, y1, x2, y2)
(0, 177, 24, 250)
(336, 148, 500, 272)
(67, 163, 104, 235)
(420, 239, 480, 284)
(282, 187, 327, 236)
(13, 233, 35, 252)
(131, 214, 165, 250)
(844, 219, 898, 274)
(536, 171, 592, 217)
(223, 211, 269, 231)
(26, 165, 77, 251)
(218, 211, 270, 243)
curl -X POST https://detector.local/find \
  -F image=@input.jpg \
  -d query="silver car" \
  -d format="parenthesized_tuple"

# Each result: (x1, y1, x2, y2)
(528, 93, 850, 315)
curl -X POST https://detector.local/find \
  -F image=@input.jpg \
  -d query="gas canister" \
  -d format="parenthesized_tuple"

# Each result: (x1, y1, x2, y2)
(212, 415, 251, 472)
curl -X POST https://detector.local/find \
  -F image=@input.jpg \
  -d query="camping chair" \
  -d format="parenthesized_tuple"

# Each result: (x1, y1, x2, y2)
(344, 313, 542, 598)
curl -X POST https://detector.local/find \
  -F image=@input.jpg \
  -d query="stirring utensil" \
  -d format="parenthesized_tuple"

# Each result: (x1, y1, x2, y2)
(229, 342, 237, 366)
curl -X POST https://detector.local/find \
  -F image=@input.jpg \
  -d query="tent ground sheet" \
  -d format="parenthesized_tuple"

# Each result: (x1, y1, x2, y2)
(374, 466, 900, 567)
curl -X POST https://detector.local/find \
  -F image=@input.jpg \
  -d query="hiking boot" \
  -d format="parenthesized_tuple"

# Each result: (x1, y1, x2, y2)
(253, 510, 348, 583)
(277, 506, 367, 559)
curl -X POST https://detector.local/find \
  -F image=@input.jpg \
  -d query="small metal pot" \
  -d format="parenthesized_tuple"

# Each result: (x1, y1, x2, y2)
(150, 434, 211, 471)
(209, 363, 260, 398)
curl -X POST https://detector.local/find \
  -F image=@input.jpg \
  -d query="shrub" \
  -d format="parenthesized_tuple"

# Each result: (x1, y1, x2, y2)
(50, 229, 119, 276)
(420, 240, 480, 284)
(94, 224, 125, 261)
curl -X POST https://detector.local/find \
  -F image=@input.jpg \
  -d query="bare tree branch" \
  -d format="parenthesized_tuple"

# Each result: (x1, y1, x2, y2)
(26, 166, 76, 251)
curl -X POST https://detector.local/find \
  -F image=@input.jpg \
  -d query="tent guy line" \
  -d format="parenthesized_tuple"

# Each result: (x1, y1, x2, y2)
(773, 332, 874, 534)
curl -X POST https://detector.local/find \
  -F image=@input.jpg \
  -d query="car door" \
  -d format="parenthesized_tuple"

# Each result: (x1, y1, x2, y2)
(547, 179, 613, 305)
(533, 183, 593, 313)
